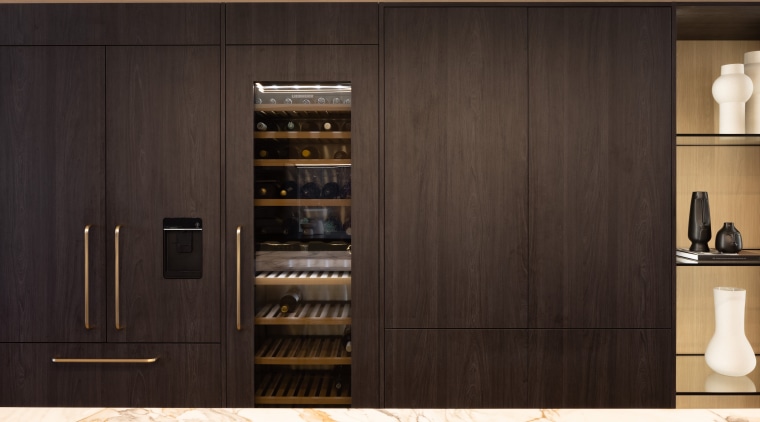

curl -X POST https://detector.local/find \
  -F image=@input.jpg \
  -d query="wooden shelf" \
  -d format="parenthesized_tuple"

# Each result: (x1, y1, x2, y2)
(254, 199, 351, 207)
(254, 159, 351, 167)
(254, 370, 351, 406)
(255, 301, 351, 325)
(255, 270, 351, 286)
(255, 336, 351, 365)
(254, 131, 350, 139)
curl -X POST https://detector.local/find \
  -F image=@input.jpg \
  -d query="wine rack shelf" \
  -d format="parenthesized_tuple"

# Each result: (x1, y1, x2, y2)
(255, 301, 351, 325)
(255, 336, 352, 365)
(254, 370, 351, 406)
(254, 159, 351, 167)
(254, 131, 350, 139)
(255, 270, 351, 286)
(254, 199, 351, 207)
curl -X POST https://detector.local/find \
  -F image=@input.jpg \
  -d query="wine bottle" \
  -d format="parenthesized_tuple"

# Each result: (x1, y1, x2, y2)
(343, 325, 352, 353)
(300, 146, 319, 159)
(322, 121, 334, 131)
(279, 286, 302, 314)
(333, 150, 349, 159)
(333, 366, 349, 393)
(284, 121, 297, 131)
(256, 121, 268, 131)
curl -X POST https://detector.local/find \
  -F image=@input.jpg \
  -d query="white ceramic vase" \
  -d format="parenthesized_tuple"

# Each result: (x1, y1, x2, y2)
(705, 287, 756, 377)
(712, 64, 753, 134)
(744, 51, 760, 133)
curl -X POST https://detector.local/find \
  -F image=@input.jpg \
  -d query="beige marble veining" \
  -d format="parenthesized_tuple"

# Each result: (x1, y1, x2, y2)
(3, 408, 760, 422)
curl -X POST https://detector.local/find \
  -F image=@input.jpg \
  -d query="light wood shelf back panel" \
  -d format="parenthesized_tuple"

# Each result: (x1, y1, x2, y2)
(677, 40, 760, 134)
(676, 266, 760, 354)
(676, 146, 760, 250)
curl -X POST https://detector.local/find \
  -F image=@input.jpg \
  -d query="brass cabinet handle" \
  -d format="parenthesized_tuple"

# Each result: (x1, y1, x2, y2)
(114, 225, 123, 330)
(236, 226, 242, 331)
(52, 358, 158, 364)
(84, 225, 92, 330)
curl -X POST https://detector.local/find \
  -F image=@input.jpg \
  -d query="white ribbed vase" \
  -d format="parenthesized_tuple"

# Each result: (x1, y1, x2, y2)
(712, 64, 753, 134)
(705, 287, 756, 377)
(744, 51, 760, 133)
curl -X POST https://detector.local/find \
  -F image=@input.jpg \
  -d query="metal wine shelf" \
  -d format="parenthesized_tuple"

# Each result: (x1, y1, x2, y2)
(255, 301, 351, 325)
(255, 270, 351, 286)
(255, 336, 352, 365)
(254, 370, 351, 406)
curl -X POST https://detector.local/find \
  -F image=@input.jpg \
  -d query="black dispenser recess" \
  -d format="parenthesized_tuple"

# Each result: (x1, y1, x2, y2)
(163, 217, 202, 279)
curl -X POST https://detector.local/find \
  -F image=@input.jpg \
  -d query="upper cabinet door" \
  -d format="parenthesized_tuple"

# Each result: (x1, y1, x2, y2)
(0, 46, 106, 343)
(384, 7, 529, 329)
(106, 46, 221, 343)
(528, 7, 672, 329)
(226, 3, 378, 45)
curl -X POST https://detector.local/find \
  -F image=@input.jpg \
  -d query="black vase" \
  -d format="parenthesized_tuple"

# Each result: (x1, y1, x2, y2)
(715, 222, 743, 253)
(688, 191, 712, 252)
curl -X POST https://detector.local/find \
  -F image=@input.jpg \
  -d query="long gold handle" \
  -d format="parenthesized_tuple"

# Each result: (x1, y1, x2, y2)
(114, 225, 123, 330)
(84, 225, 92, 330)
(236, 226, 242, 331)
(52, 358, 158, 364)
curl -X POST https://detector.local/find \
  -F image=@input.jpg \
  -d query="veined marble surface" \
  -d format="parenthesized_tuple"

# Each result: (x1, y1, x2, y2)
(3, 408, 760, 422)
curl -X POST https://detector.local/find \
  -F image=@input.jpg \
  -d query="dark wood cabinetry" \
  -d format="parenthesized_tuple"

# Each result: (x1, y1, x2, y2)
(384, 6, 529, 330)
(383, 5, 673, 408)
(106, 45, 221, 343)
(528, 7, 672, 330)
(0, 5, 222, 408)
(0, 46, 105, 343)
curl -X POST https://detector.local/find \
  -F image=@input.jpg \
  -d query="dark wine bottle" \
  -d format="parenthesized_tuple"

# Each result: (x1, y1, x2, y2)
(256, 121, 269, 131)
(333, 366, 349, 393)
(322, 121, 334, 131)
(343, 325, 352, 353)
(279, 286, 302, 314)
(284, 121, 297, 131)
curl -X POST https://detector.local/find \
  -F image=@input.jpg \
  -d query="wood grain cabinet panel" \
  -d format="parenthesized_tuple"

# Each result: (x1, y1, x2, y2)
(385, 329, 528, 408)
(383, 6, 529, 329)
(0, 4, 220, 46)
(528, 329, 674, 408)
(0, 343, 221, 407)
(528, 7, 673, 329)
(226, 3, 378, 45)
(106, 46, 221, 343)
(0, 46, 105, 343)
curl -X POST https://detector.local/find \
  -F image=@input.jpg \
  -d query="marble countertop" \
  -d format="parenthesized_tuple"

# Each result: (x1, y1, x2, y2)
(3, 408, 760, 422)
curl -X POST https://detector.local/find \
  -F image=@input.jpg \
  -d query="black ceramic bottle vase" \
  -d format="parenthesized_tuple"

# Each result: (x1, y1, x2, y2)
(715, 222, 743, 253)
(688, 191, 712, 252)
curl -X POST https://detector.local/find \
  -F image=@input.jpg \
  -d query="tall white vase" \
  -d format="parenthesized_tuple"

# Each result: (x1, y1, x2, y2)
(744, 51, 760, 133)
(705, 287, 756, 377)
(712, 64, 753, 134)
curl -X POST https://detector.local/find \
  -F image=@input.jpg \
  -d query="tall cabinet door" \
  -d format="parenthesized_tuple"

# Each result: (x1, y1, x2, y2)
(527, 7, 673, 407)
(106, 46, 221, 343)
(384, 7, 528, 329)
(0, 46, 106, 343)
(225, 44, 380, 407)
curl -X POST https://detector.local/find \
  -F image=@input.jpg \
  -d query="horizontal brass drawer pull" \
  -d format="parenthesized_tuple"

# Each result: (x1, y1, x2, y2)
(51, 358, 159, 364)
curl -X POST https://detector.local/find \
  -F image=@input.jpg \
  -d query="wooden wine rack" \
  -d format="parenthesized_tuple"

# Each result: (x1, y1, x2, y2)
(254, 158, 351, 167)
(254, 199, 351, 207)
(255, 336, 351, 365)
(254, 370, 351, 406)
(255, 301, 351, 325)
(254, 131, 350, 139)
(255, 270, 351, 286)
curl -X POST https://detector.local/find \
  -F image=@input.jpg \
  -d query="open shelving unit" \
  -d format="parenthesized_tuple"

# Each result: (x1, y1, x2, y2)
(676, 5, 760, 408)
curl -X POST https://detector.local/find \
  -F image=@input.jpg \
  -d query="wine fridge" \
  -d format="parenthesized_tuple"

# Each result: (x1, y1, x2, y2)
(252, 82, 352, 406)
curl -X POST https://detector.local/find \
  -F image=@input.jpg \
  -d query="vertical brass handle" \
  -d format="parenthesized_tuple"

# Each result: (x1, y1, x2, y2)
(236, 226, 242, 331)
(84, 225, 92, 330)
(114, 225, 123, 330)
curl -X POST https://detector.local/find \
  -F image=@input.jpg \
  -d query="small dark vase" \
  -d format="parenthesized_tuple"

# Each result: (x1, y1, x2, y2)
(715, 222, 743, 253)
(688, 191, 712, 252)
